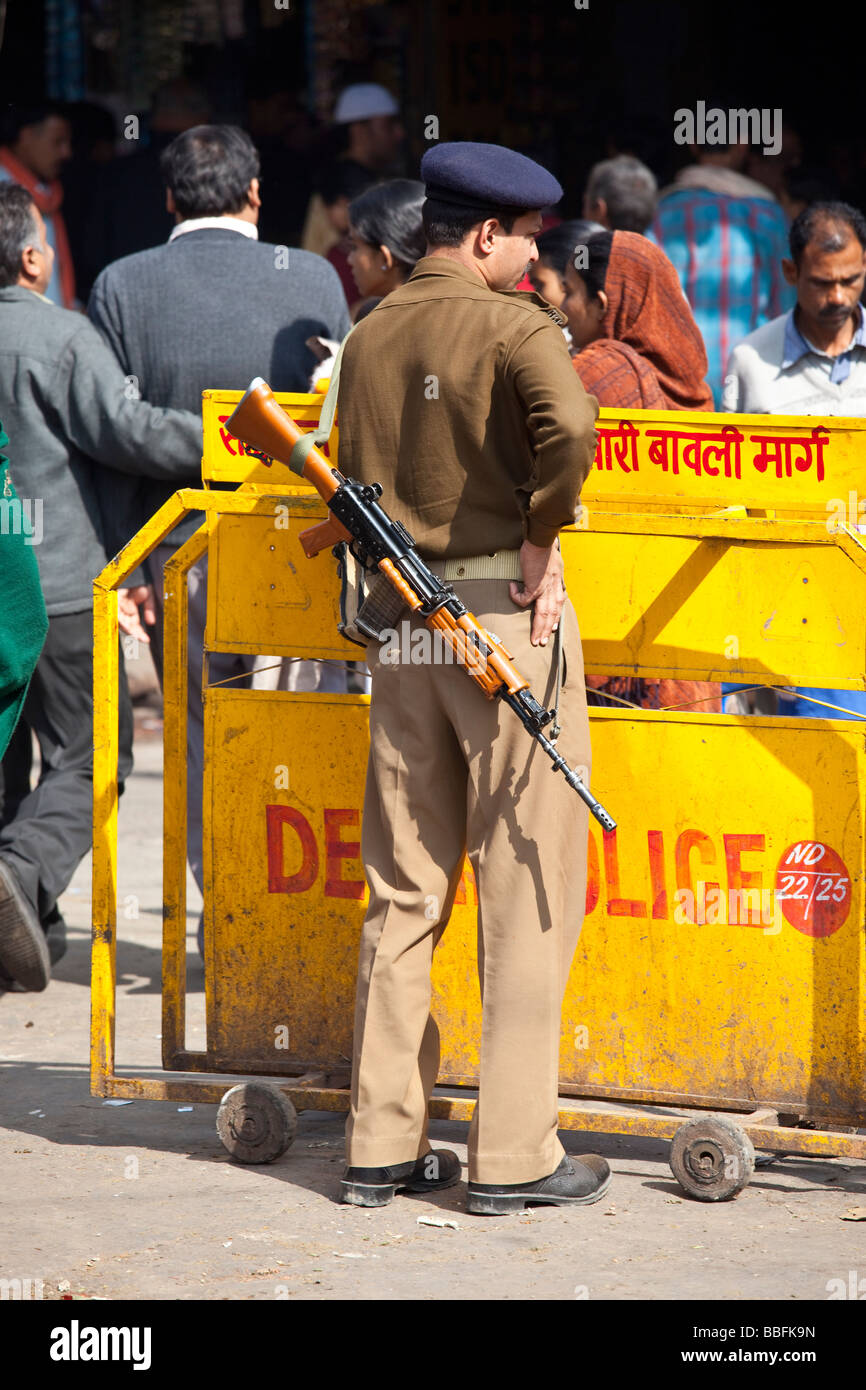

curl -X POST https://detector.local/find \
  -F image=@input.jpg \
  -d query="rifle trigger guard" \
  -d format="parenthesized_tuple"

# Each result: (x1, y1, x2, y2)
(348, 538, 376, 573)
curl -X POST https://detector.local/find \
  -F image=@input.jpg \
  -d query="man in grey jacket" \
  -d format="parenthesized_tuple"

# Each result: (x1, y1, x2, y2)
(0, 183, 202, 991)
(88, 125, 350, 927)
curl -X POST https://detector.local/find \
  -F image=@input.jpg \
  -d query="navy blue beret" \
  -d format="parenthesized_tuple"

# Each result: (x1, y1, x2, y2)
(420, 142, 563, 212)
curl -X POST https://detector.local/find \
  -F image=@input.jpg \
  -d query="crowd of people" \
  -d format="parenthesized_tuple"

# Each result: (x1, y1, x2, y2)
(1, 82, 865, 997)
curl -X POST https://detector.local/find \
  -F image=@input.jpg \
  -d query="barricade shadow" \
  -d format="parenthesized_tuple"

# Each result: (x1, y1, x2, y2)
(16, 922, 205, 998)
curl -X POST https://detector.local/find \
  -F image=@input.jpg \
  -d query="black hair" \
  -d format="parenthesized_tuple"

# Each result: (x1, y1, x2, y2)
(159, 125, 260, 219)
(788, 201, 866, 267)
(0, 101, 68, 146)
(318, 159, 377, 206)
(569, 230, 614, 299)
(422, 197, 529, 248)
(348, 178, 426, 272)
(0, 183, 42, 288)
(536, 219, 606, 278)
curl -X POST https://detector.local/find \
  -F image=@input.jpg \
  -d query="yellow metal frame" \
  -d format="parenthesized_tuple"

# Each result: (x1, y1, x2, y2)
(92, 485, 866, 1162)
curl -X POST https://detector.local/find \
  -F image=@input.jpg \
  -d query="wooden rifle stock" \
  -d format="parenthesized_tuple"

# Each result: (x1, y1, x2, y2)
(225, 377, 340, 500)
(298, 517, 352, 557)
(226, 377, 351, 553)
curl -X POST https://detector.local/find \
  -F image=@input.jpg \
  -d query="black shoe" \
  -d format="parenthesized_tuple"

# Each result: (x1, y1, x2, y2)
(340, 1148, 462, 1207)
(466, 1154, 611, 1215)
(0, 859, 50, 992)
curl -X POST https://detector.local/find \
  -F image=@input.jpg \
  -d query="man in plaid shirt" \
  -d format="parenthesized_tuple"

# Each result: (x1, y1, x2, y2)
(650, 144, 795, 406)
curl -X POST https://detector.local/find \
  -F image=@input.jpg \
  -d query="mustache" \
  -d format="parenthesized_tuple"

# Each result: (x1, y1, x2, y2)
(818, 303, 852, 316)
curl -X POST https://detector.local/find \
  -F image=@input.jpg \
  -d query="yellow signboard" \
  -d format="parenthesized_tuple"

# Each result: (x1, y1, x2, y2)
(585, 408, 859, 518)
(202, 388, 866, 521)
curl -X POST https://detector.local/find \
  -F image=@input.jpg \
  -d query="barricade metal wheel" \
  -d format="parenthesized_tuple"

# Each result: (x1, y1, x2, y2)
(669, 1116, 755, 1201)
(216, 1082, 297, 1164)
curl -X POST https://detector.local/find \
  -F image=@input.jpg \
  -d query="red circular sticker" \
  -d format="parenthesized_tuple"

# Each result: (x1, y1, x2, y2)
(775, 842, 851, 937)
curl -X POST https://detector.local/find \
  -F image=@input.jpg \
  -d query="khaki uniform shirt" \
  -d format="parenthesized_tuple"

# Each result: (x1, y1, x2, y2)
(336, 256, 598, 557)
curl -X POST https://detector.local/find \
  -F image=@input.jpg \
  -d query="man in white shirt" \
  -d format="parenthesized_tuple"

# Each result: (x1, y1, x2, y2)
(722, 201, 866, 416)
(722, 202, 866, 721)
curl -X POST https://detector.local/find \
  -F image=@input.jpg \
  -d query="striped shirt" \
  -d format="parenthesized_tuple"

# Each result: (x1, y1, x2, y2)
(650, 188, 795, 406)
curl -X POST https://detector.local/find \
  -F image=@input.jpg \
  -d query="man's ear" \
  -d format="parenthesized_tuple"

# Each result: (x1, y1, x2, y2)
(19, 245, 39, 284)
(781, 257, 797, 287)
(166, 188, 176, 216)
(477, 217, 499, 254)
(247, 177, 261, 211)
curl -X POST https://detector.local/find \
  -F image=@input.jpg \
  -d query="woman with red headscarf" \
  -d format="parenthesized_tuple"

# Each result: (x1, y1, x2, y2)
(562, 229, 713, 409)
(562, 230, 719, 713)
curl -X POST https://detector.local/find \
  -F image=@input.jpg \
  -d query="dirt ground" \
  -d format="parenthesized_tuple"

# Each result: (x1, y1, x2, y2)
(2, 722, 866, 1303)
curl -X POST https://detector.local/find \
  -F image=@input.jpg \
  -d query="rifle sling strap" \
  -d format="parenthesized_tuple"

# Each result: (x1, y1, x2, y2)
(288, 323, 356, 477)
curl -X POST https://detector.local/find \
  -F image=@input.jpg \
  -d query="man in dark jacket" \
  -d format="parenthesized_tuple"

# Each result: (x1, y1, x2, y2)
(88, 125, 350, 915)
(0, 182, 202, 991)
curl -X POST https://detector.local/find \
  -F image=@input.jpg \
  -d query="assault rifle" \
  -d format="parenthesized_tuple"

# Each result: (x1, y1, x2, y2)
(226, 378, 616, 831)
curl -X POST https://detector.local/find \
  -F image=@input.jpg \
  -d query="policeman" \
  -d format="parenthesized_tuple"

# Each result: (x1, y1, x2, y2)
(336, 142, 608, 1215)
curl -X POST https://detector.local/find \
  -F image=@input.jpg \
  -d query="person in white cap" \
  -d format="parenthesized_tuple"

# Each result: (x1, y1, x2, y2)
(301, 83, 404, 257)
(332, 83, 403, 171)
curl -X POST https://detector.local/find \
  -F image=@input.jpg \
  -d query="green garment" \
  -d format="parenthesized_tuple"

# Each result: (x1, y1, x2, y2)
(0, 421, 48, 758)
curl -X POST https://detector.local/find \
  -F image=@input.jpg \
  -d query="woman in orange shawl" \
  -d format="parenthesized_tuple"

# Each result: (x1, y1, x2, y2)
(563, 229, 713, 409)
(562, 230, 719, 713)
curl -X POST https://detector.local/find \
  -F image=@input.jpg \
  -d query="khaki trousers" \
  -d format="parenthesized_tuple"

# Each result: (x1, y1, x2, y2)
(346, 578, 591, 1184)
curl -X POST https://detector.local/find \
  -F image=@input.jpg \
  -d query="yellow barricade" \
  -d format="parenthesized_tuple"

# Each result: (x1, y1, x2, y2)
(90, 395, 866, 1198)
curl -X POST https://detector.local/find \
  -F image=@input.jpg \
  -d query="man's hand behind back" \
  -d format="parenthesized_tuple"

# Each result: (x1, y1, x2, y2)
(509, 539, 566, 646)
